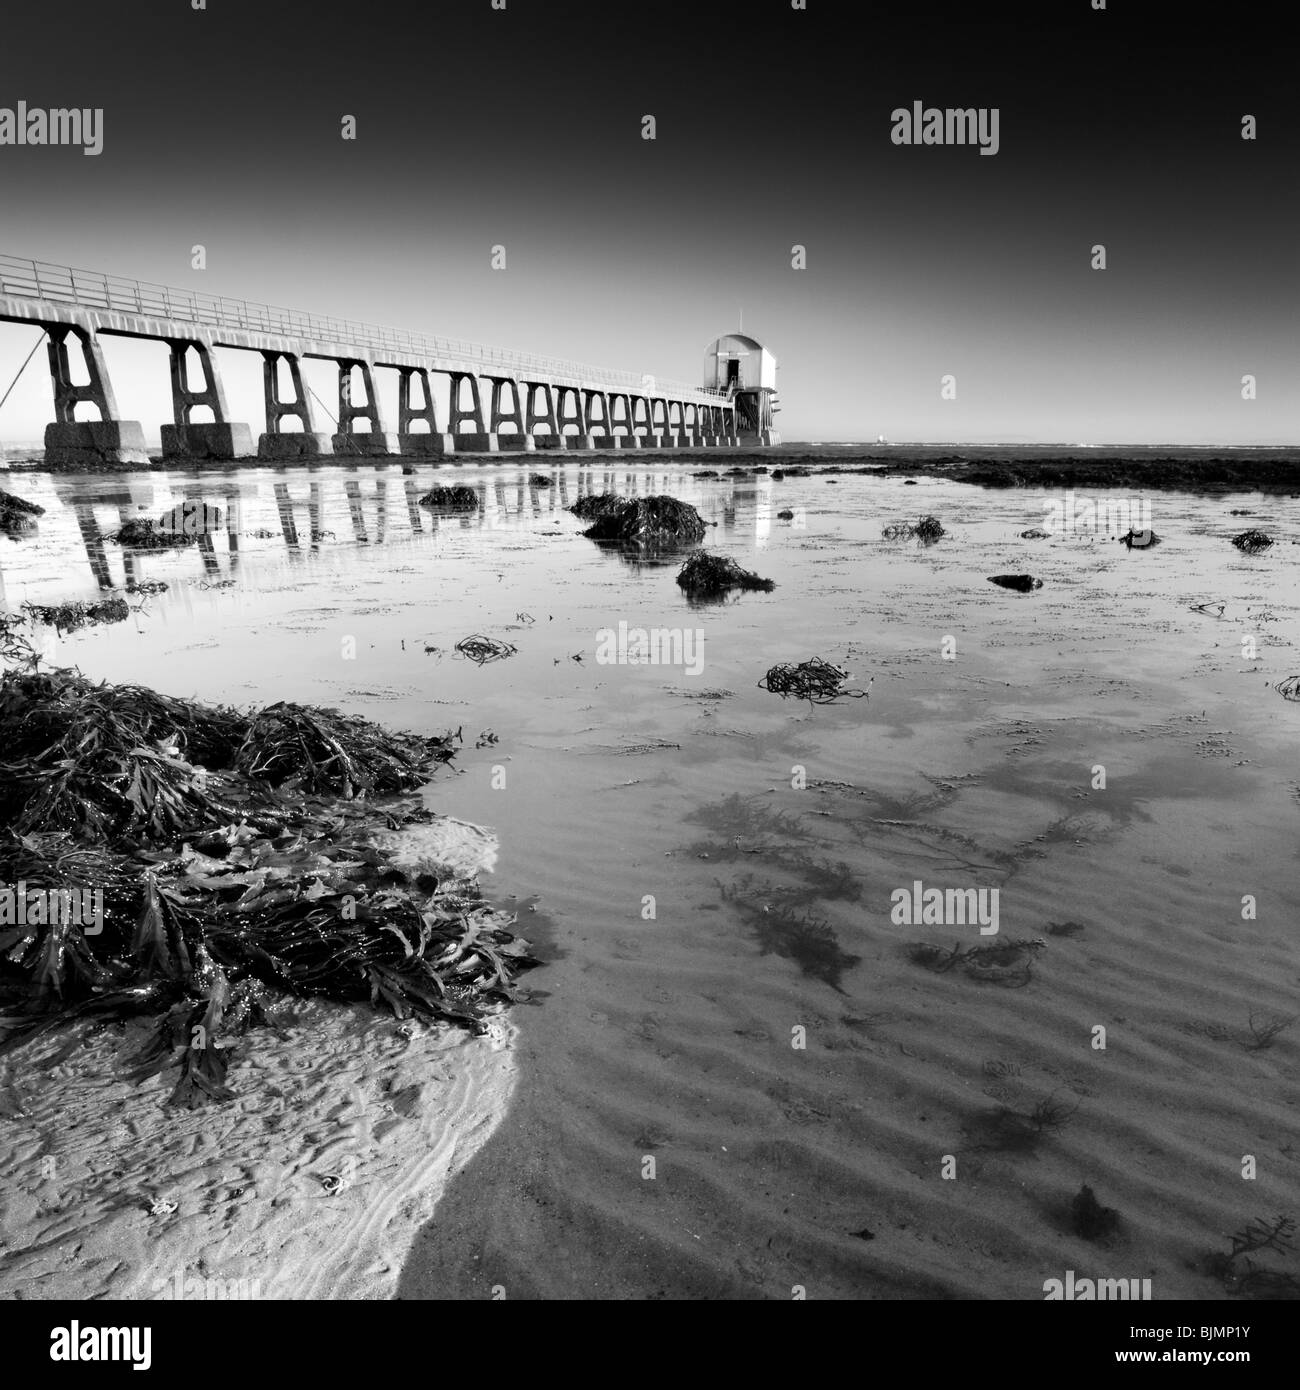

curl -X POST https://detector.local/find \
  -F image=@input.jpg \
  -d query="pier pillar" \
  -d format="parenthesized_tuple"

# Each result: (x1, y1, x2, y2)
(161, 340, 254, 460)
(556, 385, 594, 448)
(607, 393, 636, 448)
(581, 389, 614, 448)
(395, 365, 453, 456)
(524, 381, 563, 450)
(446, 370, 497, 451)
(486, 376, 534, 451)
(333, 359, 400, 456)
(43, 325, 149, 466)
(258, 350, 332, 459)
(630, 394, 657, 447)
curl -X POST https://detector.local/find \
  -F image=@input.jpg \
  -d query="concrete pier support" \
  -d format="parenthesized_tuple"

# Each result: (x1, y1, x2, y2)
(487, 376, 524, 434)
(608, 393, 635, 443)
(43, 324, 149, 466)
(523, 383, 562, 450)
(486, 376, 533, 451)
(395, 367, 452, 455)
(524, 381, 560, 437)
(557, 386, 585, 436)
(580, 389, 613, 444)
(333, 359, 399, 456)
(258, 350, 332, 459)
(445, 370, 497, 450)
(161, 341, 253, 460)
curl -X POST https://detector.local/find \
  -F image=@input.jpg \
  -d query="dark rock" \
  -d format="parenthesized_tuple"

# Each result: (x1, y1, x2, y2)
(988, 574, 1043, 592)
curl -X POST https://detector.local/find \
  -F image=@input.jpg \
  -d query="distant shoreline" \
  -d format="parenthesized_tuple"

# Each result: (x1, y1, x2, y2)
(3, 444, 1298, 491)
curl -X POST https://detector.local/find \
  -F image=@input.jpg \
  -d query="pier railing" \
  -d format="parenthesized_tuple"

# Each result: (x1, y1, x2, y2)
(0, 254, 728, 400)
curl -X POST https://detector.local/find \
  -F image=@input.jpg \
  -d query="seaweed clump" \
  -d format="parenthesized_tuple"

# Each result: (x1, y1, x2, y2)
(419, 486, 478, 511)
(676, 551, 774, 599)
(758, 657, 869, 705)
(113, 517, 196, 550)
(0, 668, 538, 1108)
(1232, 529, 1273, 554)
(157, 501, 223, 535)
(1, 489, 44, 537)
(882, 515, 945, 541)
(23, 597, 129, 635)
(577, 494, 707, 545)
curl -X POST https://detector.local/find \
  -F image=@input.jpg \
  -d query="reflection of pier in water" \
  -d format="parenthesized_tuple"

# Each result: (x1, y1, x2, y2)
(2, 465, 779, 598)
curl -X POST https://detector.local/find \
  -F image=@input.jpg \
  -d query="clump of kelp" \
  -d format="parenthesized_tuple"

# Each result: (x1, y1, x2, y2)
(454, 634, 517, 665)
(572, 494, 707, 545)
(881, 515, 945, 541)
(419, 486, 479, 511)
(1, 489, 44, 537)
(113, 517, 196, 550)
(675, 551, 774, 599)
(23, 597, 130, 636)
(157, 500, 223, 535)
(0, 668, 539, 1108)
(758, 657, 869, 705)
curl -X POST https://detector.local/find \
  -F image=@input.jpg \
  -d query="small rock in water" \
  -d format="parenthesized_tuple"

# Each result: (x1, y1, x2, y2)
(1020, 528, 1050, 540)
(988, 574, 1043, 592)
(1119, 528, 1160, 549)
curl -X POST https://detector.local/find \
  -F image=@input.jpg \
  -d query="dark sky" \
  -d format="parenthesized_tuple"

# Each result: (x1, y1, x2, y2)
(1, 0, 1297, 442)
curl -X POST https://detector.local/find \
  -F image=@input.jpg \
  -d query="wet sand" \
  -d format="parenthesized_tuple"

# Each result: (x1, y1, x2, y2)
(0, 1003, 517, 1300)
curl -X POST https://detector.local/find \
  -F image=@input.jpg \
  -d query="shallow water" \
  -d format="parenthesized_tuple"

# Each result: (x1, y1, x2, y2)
(3, 457, 1299, 1299)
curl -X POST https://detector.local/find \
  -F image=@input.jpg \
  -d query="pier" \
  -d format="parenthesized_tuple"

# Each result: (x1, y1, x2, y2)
(0, 256, 761, 467)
